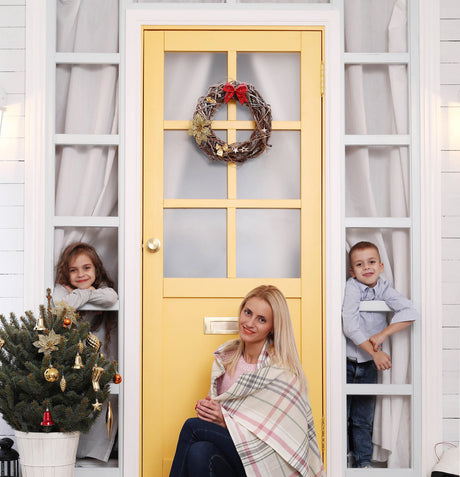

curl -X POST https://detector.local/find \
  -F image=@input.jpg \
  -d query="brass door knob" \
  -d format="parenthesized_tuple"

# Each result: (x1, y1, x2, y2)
(146, 238, 161, 252)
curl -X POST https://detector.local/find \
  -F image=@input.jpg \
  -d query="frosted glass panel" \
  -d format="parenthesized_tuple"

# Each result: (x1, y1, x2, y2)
(236, 209, 300, 278)
(237, 131, 300, 199)
(237, 53, 300, 121)
(346, 146, 409, 217)
(164, 209, 227, 277)
(344, 0, 407, 53)
(345, 64, 408, 135)
(164, 53, 227, 120)
(164, 131, 227, 199)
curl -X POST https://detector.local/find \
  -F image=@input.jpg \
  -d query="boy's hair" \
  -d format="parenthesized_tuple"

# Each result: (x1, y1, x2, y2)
(55, 242, 115, 289)
(349, 241, 381, 262)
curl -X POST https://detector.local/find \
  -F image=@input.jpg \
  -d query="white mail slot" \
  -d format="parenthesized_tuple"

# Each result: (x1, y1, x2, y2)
(204, 317, 239, 335)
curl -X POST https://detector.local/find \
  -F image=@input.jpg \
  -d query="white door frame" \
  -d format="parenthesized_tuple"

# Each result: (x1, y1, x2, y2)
(124, 8, 342, 476)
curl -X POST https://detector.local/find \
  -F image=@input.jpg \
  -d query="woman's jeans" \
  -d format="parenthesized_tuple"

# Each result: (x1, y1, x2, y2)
(347, 359, 378, 468)
(169, 418, 246, 477)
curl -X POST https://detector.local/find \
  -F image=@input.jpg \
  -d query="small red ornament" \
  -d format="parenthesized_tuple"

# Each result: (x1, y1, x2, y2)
(113, 374, 122, 384)
(63, 318, 71, 328)
(41, 408, 55, 427)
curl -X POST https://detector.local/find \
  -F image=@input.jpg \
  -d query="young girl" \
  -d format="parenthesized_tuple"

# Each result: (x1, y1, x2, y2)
(170, 285, 326, 477)
(53, 241, 118, 463)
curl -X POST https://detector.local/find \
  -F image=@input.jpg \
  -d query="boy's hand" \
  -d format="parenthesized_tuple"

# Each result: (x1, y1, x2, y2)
(369, 331, 387, 352)
(372, 350, 392, 370)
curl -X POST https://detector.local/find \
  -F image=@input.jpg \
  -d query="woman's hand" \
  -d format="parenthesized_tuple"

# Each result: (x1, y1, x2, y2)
(195, 396, 226, 428)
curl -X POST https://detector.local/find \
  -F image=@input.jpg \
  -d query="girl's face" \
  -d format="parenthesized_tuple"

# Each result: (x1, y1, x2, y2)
(239, 296, 274, 350)
(68, 253, 96, 290)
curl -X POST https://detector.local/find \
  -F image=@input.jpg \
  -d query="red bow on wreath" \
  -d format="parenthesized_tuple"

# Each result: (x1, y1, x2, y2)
(223, 82, 248, 105)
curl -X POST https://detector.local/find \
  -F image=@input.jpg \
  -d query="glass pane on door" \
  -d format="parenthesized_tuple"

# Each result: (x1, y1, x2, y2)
(164, 209, 227, 277)
(164, 131, 227, 199)
(164, 53, 227, 120)
(237, 53, 300, 121)
(237, 131, 301, 199)
(236, 209, 300, 278)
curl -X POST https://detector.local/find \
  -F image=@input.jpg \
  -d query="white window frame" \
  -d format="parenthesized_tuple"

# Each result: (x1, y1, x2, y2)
(24, 2, 442, 476)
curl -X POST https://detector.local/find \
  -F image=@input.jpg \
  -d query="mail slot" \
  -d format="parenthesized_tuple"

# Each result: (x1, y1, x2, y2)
(204, 317, 239, 335)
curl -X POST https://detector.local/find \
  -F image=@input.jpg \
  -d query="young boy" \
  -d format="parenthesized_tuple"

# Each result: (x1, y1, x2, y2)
(342, 241, 419, 468)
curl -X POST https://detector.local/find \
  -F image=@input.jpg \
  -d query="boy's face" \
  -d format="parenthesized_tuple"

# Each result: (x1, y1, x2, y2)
(349, 247, 384, 288)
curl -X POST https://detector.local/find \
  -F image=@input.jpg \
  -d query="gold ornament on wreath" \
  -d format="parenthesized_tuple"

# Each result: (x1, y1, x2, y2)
(188, 80, 272, 164)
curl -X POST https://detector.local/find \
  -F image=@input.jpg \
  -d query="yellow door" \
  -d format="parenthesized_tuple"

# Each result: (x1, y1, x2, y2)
(142, 27, 324, 476)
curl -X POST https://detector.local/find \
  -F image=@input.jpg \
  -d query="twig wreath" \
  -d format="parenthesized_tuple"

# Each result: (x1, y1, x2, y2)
(188, 80, 272, 164)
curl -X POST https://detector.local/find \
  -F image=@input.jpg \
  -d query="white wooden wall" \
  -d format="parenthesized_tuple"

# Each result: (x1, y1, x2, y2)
(0, 0, 458, 450)
(440, 0, 460, 446)
(0, 0, 24, 319)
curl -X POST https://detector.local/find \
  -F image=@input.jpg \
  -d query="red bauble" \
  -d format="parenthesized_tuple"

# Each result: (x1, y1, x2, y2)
(63, 318, 71, 326)
(113, 374, 122, 384)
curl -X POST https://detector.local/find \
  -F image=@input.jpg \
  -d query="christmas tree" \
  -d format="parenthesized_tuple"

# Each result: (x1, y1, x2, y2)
(0, 290, 119, 433)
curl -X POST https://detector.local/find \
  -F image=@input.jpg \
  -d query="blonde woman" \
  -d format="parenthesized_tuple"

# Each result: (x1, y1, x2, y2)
(170, 285, 326, 477)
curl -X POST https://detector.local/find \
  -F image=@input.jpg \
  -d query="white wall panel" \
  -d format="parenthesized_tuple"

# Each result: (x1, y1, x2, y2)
(441, 85, 460, 106)
(0, 27, 24, 48)
(441, 64, 460, 84)
(442, 261, 460, 282)
(0, 161, 24, 183)
(441, 41, 460, 62)
(443, 371, 460, 393)
(0, 50, 24, 71)
(441, 0, 460, 18)
(0, 298, 23, 316)
(443, 395, 460, 418)
(442, 151, 460, 171)
(441, 19, 460, 40)
(0, 72, 24, 93)
(442, 238, 460, 259)
(443, 350, 460, 371)
(0, 6, 24, 27)
(0, 251, 22, 274)
(440, 108, 460, 149)
(0, 275, 23, 297)
(0, 229, 23, 250)
(0, 206, 23, 228)
(0, 138, 24, 159)
(0, 184, 23, 206)
(443, 283, 460, 304)
(443, 327, 460, 349)
(442, 217, 460, 237)
(443, 419, 460, 443)
(443, 305, 460, 326)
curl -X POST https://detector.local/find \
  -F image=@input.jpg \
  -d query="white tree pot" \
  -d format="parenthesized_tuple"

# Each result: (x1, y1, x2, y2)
(15, 431, 80, 477)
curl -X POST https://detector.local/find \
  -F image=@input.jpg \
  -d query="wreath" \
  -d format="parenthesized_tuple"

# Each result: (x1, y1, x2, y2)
(188, 80, 272, 164)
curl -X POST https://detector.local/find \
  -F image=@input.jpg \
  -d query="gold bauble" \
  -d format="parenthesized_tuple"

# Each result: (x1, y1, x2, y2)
(86, 332, 101, 352)
(44, 366, 59, 382)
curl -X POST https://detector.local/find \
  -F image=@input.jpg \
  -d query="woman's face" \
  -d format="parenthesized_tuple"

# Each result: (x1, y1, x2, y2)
(68, 253, 96, 290)
(239, 296, 274, 349)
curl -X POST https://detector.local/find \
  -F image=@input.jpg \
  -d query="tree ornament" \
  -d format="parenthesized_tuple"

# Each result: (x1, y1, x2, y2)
(63, 318, 72, 328)
(40, 408, 55, 427)
(44, 365, 59, 382)
(106, 400, 113, 439)
(78, 340, 84, 354)
(0, 339, 5, 351)
(73, 352, 84, 369)
(34, 315, 47, 332)
(33, 329, 62, 355)
(92, 399, 102, 412)
(86, 332, 101, 352)
(188, 80, 272, 164)
(113, 373, 122, 384)
(60, 375, 67, 392)
(91, 366, 105, 392)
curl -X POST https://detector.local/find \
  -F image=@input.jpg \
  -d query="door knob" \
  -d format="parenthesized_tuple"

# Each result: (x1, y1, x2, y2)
(146, 238, 161, 253)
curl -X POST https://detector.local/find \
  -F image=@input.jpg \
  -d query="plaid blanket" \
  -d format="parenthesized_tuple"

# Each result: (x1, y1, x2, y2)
(211, 342, 326, 477)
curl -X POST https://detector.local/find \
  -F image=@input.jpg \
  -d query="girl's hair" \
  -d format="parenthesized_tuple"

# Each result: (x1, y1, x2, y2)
(55, 242, 115, 289)
(222, 285, 308, 390)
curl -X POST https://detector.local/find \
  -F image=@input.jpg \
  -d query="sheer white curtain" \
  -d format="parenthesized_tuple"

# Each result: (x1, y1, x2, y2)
(345, 0, 412, 467)
(55, 0, 119, 283)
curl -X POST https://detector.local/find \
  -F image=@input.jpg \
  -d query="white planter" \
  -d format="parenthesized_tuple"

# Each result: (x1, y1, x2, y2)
(15, 431, 80, 477)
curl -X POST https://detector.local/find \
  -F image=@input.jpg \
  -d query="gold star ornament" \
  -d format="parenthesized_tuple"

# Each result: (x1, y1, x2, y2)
(92, 399, 103, 412)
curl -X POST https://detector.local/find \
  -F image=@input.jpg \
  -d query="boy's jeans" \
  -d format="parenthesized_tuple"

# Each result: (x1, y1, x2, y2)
(347, 359, 378, 468)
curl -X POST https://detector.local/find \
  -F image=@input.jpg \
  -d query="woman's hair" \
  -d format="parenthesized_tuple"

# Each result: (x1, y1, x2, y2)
(55, 242, 115, 289)
(223, 284, 308, 390)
